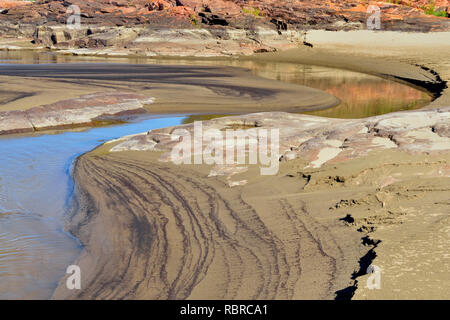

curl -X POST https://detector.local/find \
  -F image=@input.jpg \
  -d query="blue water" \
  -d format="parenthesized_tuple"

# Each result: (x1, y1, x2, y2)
(0, 115, 184, 299)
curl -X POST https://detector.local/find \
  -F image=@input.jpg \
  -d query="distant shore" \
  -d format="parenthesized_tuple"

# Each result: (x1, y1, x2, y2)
(1, 31, 448, 137)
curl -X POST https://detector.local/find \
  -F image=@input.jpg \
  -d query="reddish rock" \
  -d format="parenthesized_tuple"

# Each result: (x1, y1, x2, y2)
(0, 0, 448, 47)
(205, 0, 241, 15)
(177, 0, 241, 15)
(146, 0, 173, 11)
(0, 0, 30, 9)
(167, 5, 195, 16)
(100, 6, 117, 14)
(2, 0, 449, 30)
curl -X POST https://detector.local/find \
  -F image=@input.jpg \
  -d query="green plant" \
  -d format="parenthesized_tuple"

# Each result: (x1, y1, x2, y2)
(423, 0, 448, 17)
(242, 7, 262, 17)
(190, 14, 201, 27)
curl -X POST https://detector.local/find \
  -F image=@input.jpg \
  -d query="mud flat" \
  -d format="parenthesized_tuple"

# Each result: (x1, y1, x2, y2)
(53, 105, 450, 299)
(248, 31, 450, 108)
(0, 63, 340, 136)
(50, 31, 450, 300)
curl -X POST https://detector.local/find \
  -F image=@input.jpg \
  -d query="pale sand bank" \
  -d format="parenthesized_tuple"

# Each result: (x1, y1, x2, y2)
(1, 30, 447, 299)
(53, 107, 449, 299)
(51, 32, 449, 300)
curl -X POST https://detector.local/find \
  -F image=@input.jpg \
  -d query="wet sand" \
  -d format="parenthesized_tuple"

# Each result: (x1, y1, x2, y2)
(52, 32, 449, 300)
(0, 63, 338, 114)
(53, 149, 364, 299)
(53, 141, 450, 300)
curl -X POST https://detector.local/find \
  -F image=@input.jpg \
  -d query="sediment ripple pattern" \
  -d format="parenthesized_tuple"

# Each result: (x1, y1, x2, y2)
(53, 152, 360, 300)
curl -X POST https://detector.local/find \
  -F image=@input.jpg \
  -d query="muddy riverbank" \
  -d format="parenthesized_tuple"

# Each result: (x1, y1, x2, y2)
(52, 32, 449, 299)
(53, 107, 450, 299)
(0, 29, 449, 299)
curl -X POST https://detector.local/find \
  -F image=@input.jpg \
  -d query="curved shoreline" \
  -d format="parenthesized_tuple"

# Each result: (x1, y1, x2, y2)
(0, 62, 342, 136)
(54, 107, 450, 300)
(50, 33, 450, 300)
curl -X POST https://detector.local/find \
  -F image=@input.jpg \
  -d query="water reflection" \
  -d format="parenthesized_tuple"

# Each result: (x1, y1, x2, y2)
(178, 61, 431, 121)
(237, 61, 431, 118)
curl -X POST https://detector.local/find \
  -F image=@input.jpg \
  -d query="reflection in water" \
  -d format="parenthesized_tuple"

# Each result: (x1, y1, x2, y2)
(0, 116, 184, 299)
(180, 60, 431, 122)
(0, 51, 432, 120)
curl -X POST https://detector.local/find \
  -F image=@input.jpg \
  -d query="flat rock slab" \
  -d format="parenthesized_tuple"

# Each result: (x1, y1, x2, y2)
(110, 106, 450, 176)
(0, 109, 34, 135)
(0, 92, 154, 135)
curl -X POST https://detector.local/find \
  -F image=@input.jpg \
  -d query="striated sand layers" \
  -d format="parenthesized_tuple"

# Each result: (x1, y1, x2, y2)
(53, 107, 450, 299)
(0, 62, 340, 135)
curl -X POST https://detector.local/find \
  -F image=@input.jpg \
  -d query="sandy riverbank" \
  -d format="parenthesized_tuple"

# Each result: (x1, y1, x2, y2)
(49, 31, 449, 300)
(0, 30, 447, 299)
(53, 107, 450, 300)
(1, 31, 448, 136)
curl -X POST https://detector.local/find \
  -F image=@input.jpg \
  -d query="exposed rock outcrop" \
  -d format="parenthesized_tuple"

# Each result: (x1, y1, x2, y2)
(0, 1, 448, 56)
(109, 107, 450, 177)
(0, 92, 154, 135)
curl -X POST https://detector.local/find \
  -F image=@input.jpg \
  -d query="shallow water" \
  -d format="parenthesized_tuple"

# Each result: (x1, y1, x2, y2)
(0, 116, 184, 299)
(175, 60, 431, 121)
(0, 51, 432, 119)
(0, 51, 433, 299)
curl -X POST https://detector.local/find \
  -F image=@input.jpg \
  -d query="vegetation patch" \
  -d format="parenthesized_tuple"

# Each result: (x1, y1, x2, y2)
(242, 7, 262, 17)
(421, 1, 448, 17)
